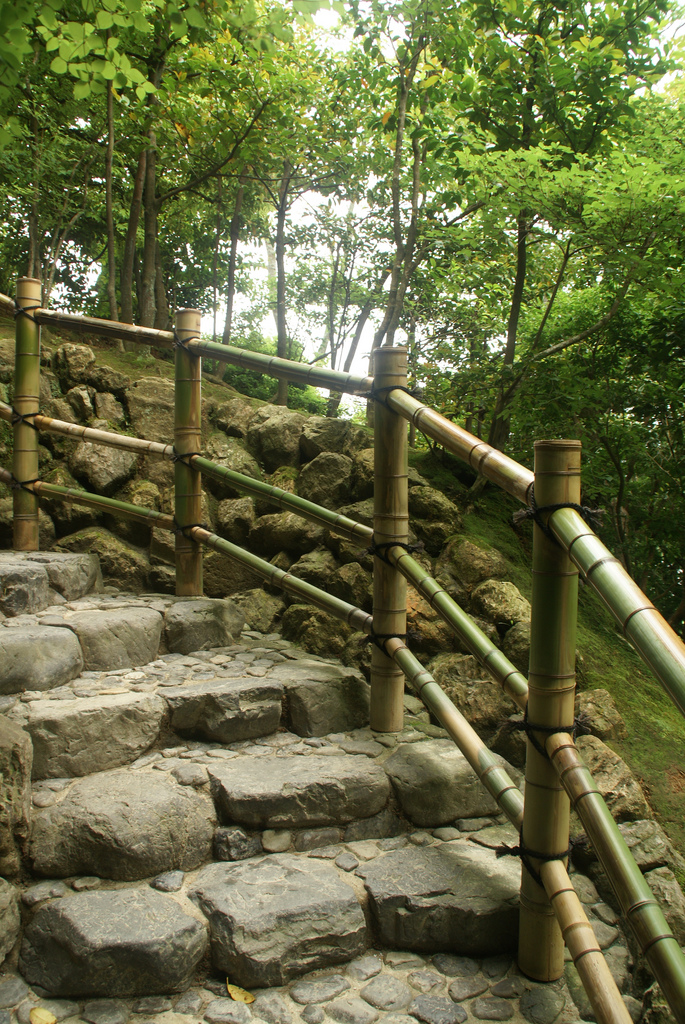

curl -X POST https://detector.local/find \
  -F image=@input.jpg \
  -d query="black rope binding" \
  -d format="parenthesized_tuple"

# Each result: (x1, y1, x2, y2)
(508, 706, 592, 758)
(512, 484, 603, 544)
(171, 447, 202, 467)
(11, 408, 39, 431)
(366, 539, 425, 566)
(363, 626, 422, 656)
(9, 475, 40, 494)
(495, 829, 572, 887)
(369, 384, 424, 408)
(172, 516, 207, 538)
(172, 329, 202, 350)
(13, 299, 41, 324)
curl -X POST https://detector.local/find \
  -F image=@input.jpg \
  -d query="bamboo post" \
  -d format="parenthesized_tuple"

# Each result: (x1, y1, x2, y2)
(370, 345, 409, 732)
(174, 308, 203, 595)
(518, 439, 581, 981)
(12, 277, 42, 550)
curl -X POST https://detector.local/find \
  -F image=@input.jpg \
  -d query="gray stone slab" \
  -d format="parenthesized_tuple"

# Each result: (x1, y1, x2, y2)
(448, 977, 489, 1001)
(270, 660, 370, 736)
(361, 977, 412, 1011)
(0, 625, 83, 694)
(0, 561, 50, 616)
(19, 888, 207, 997)
(164, 599, 245, 655)
(164, 677, 283, 745)
(291, 975, 350, 1004)
(383, 741, 515, 827)
(0, 714, 32, 876)
(408, 997, 466, 1024)
(25, 691, 166, 779)
(251, 991, 291, 1024)
(0, 880, 20, 967)
(64, 607, 163, 670)
(23, 553, 101, 601)
(327, 997, 378, 1024)
(189, 854, 367, 987)
(208, 754, 389, 829)
(82, 999, 129, 1024)
(30, 768, 215, 880)
(0, 975, 28, 1008)
(358, 841, 520, 957)
(471, 998, 514, 1021)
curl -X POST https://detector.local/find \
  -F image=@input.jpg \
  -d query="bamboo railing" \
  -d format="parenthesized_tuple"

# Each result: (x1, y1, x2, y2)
(3, 279, 685, 1022)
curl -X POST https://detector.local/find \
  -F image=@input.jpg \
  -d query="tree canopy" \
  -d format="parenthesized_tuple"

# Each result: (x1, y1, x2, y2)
(2, 0, 685, 629)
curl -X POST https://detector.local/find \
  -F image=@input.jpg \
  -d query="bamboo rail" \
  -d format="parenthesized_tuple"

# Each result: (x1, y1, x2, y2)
(12, 277, 41, 550)
(174, 308, 203, 595)
(518, 440, 580, 981)
(0, 462, 669, 1024)
(370, 345, 409, 731)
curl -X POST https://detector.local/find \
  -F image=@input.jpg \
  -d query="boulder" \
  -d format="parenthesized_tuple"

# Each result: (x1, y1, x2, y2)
(208, 753, 390, 828)
(0, 501, 57, 551)
(500, 621, 530, 675)
(281, 605, 354, 660)
(107, 479, 161, 546)
(436, 539, 508, 591)
(20, 552, 101, 601)
(246, 405, 307, 472)
(575, 689, 628, 742)
(0, 558, 51, 616)
(55, 528, 150, 591)
(300, 417, 368, 462)
(19, 888, 207, 997)
(289, 548, 339, 590)
(329, 563, 373, 611)
(358, 841, 519, 956)
(644, 867, 685, 944)
(164, 676, 283, 744)
(69, 441, 137, 497)
(203, 434, 263, 500)
(576, 734, 652, 822)
(65, 385, 94, 420)
(349, 449, 375, 501)
(85, 364, 131, 400)
(39, 467, 103, 535)
(250, 512, 326, 560)
(93, 392, 125, 424)
(0, 715, 32, 876)
(164, 598, 245, 655)
(212, 396, 256, 438)
(428, 655, 512, 736)
(216, 498, 255, 546)
(0, 880, 19, 967)
(383, 740, 516, 826)
(232, 589, 285, 633)
(29, 769, 216, 880)
(202, 550, 265, 598)
(470, 581, 531, 628)
(64, 606, 163, 670)
(270, 658, 370, 736)
(0, 625, 83, 693)
(126, 377, 175, 444)
(52, 344, 96, 389)
(297, 453, 353, 508)
(24, 692, 166, 779)
(406, 592, 459, 660)
(408, 487, 462, 555)
(190, 855, 366, 986)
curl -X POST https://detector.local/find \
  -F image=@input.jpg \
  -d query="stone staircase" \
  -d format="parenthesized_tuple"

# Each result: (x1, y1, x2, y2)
(0, 553, 643, 1024)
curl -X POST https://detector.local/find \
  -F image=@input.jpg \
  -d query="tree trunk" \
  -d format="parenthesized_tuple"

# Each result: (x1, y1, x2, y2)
(153, 238, 169, 330)
(275, 161, 292, 406)
(120, 148, 146, 324)
(105, 77, 118, 323)
(217, 174, 246, 378)
(139, 127, 158, 328)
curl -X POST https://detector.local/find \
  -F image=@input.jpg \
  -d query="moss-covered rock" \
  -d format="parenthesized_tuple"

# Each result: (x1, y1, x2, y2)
(55, 527, 150, 591)
(203, 434, 262, 500)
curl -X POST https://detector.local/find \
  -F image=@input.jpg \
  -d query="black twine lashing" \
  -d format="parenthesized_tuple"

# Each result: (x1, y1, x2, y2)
(495, 829, 572, 887)
(367, 539, 425, 566)
(9, 474, 40, 494)
(172, 516, 207, 537)
(11, 408, 40, 431)
(369, 383, 424, 407)
(171, 448, 202, 467)
(13, 299, 41, 323)
(172, 329, 201, 350)
(512, 484, 603, 544)
(509, 705, 592, 758)
(363, 626, 421, 656)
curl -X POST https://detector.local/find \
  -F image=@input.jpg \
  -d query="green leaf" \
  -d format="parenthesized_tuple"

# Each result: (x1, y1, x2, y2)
(95, 10, 114, 29)
(185, 6, 205, 28)
(50, 54, 68, 74)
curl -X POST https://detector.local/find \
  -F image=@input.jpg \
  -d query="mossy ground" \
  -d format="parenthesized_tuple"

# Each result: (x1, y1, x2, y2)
(2, 317, 684, 857)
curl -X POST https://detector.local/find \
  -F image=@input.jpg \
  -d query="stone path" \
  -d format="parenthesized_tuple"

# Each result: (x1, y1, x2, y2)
(0, 555, 643, 1024)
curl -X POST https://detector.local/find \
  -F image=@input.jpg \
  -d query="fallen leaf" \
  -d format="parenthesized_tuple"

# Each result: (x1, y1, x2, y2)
(30, 1010, 57, 1024)
(226, 982, 255, 1003)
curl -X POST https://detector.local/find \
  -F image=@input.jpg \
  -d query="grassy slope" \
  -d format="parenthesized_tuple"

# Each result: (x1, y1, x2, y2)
(1, 319, 684, 858)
